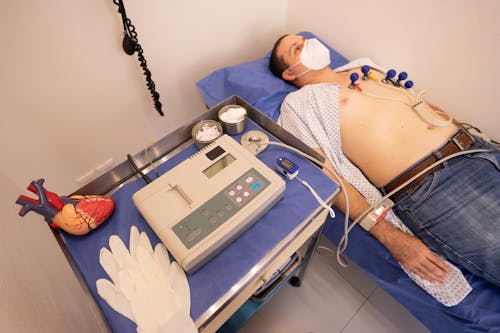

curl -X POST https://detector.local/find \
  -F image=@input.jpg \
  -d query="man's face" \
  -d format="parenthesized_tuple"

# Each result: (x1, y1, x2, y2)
(277, 35, 309, 79)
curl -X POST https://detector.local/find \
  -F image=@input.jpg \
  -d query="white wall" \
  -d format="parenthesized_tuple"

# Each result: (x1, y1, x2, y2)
(0, 0, 286, 331)
(287, 0, 500, 139)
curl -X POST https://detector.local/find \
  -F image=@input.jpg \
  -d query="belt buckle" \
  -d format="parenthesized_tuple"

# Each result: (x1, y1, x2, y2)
(451, 128, 473, 151)
(451, 135, 465, 150)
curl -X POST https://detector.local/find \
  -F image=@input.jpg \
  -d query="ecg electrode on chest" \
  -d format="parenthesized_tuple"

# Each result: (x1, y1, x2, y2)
(347, 66, 453, 127)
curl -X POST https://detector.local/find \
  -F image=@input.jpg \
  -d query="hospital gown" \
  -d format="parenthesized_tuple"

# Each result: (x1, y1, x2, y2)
(279, 61, 472, 306)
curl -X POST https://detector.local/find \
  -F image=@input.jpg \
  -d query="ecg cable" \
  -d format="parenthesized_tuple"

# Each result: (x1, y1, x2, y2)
(296, 175, 336, 219)
(253, 137, 498, 267)
(144, 142, 160, 178)
(336, 147, 497, 261)
(127, 153, 152, 185)
(252, 139, 352, 266)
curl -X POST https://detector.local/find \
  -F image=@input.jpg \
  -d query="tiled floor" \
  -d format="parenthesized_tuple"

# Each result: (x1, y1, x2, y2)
(238, 236, 430, 333)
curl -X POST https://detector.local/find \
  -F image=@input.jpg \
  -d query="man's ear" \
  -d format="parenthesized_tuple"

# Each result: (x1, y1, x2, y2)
(282, 70, 295, 81)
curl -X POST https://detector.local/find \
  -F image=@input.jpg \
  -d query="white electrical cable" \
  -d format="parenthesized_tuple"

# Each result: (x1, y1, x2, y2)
(257, 138, 497, 267)
(256, 140, 351, 266)
(359, 90, 414, 107)
(336, 147, 496, 256)
(296, 175, 336, 218)
(375, 78, 416, 104)
(413, 101, 454, 127)
(362, 78, 452, 127)
(415, 89, 426, 103)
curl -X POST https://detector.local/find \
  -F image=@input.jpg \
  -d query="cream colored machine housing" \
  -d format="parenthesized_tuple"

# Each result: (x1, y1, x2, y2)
(132, 135, 286, 273)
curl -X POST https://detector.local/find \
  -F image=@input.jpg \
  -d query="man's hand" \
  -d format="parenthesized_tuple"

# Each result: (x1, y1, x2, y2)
(370, 220, 449, 283)
(310, 147, 450, 284)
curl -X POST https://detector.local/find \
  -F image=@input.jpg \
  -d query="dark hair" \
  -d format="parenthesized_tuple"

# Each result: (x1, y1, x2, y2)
(269, 34, 290, 79)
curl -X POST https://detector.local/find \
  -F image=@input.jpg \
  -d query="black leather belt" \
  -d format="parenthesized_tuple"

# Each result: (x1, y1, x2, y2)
(382, 128, 475, 196)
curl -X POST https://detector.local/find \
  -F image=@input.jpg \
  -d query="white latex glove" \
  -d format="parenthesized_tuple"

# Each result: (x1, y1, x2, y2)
(96, 226, 197, 333)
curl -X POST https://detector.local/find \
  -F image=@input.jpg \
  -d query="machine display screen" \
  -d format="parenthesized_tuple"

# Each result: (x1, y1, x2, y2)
(203, 154, 236, 178)
(281, 159, 294, 169)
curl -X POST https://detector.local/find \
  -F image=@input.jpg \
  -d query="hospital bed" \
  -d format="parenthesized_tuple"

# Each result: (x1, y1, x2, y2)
(196, 31, 500, 332)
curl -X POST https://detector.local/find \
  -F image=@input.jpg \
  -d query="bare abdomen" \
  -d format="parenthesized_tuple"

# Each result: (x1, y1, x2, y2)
(340, 92, 457, 187)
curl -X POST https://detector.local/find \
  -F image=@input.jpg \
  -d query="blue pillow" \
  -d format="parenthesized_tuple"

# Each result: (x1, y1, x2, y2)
(196, 32, 349, 121)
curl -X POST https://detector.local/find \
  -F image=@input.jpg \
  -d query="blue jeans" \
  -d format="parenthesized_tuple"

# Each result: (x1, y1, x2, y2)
(389, 137, 500, 286)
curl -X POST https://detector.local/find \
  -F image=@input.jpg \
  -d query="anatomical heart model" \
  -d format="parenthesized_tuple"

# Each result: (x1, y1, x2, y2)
(16, 179, 115, 235)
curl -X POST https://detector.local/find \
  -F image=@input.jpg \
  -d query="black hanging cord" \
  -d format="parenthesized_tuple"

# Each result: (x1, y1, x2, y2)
(127, 154, 152, 184)
(113, 0, 164, 116)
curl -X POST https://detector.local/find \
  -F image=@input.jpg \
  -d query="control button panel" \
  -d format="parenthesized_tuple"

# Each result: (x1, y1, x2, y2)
(172, 168, 270, 249)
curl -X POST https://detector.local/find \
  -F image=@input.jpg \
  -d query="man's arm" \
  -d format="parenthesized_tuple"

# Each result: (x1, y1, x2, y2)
(312, 147, 448, 283)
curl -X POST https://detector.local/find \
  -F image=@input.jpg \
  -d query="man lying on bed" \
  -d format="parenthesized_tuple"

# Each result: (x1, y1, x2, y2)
(269, 34, 500, 288)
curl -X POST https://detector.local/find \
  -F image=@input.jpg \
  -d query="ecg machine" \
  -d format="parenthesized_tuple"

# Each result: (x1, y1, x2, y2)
(132, 134, 286, 273)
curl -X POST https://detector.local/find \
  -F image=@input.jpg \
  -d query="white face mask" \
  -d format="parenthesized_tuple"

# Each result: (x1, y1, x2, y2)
(285, 38, 331, 78)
